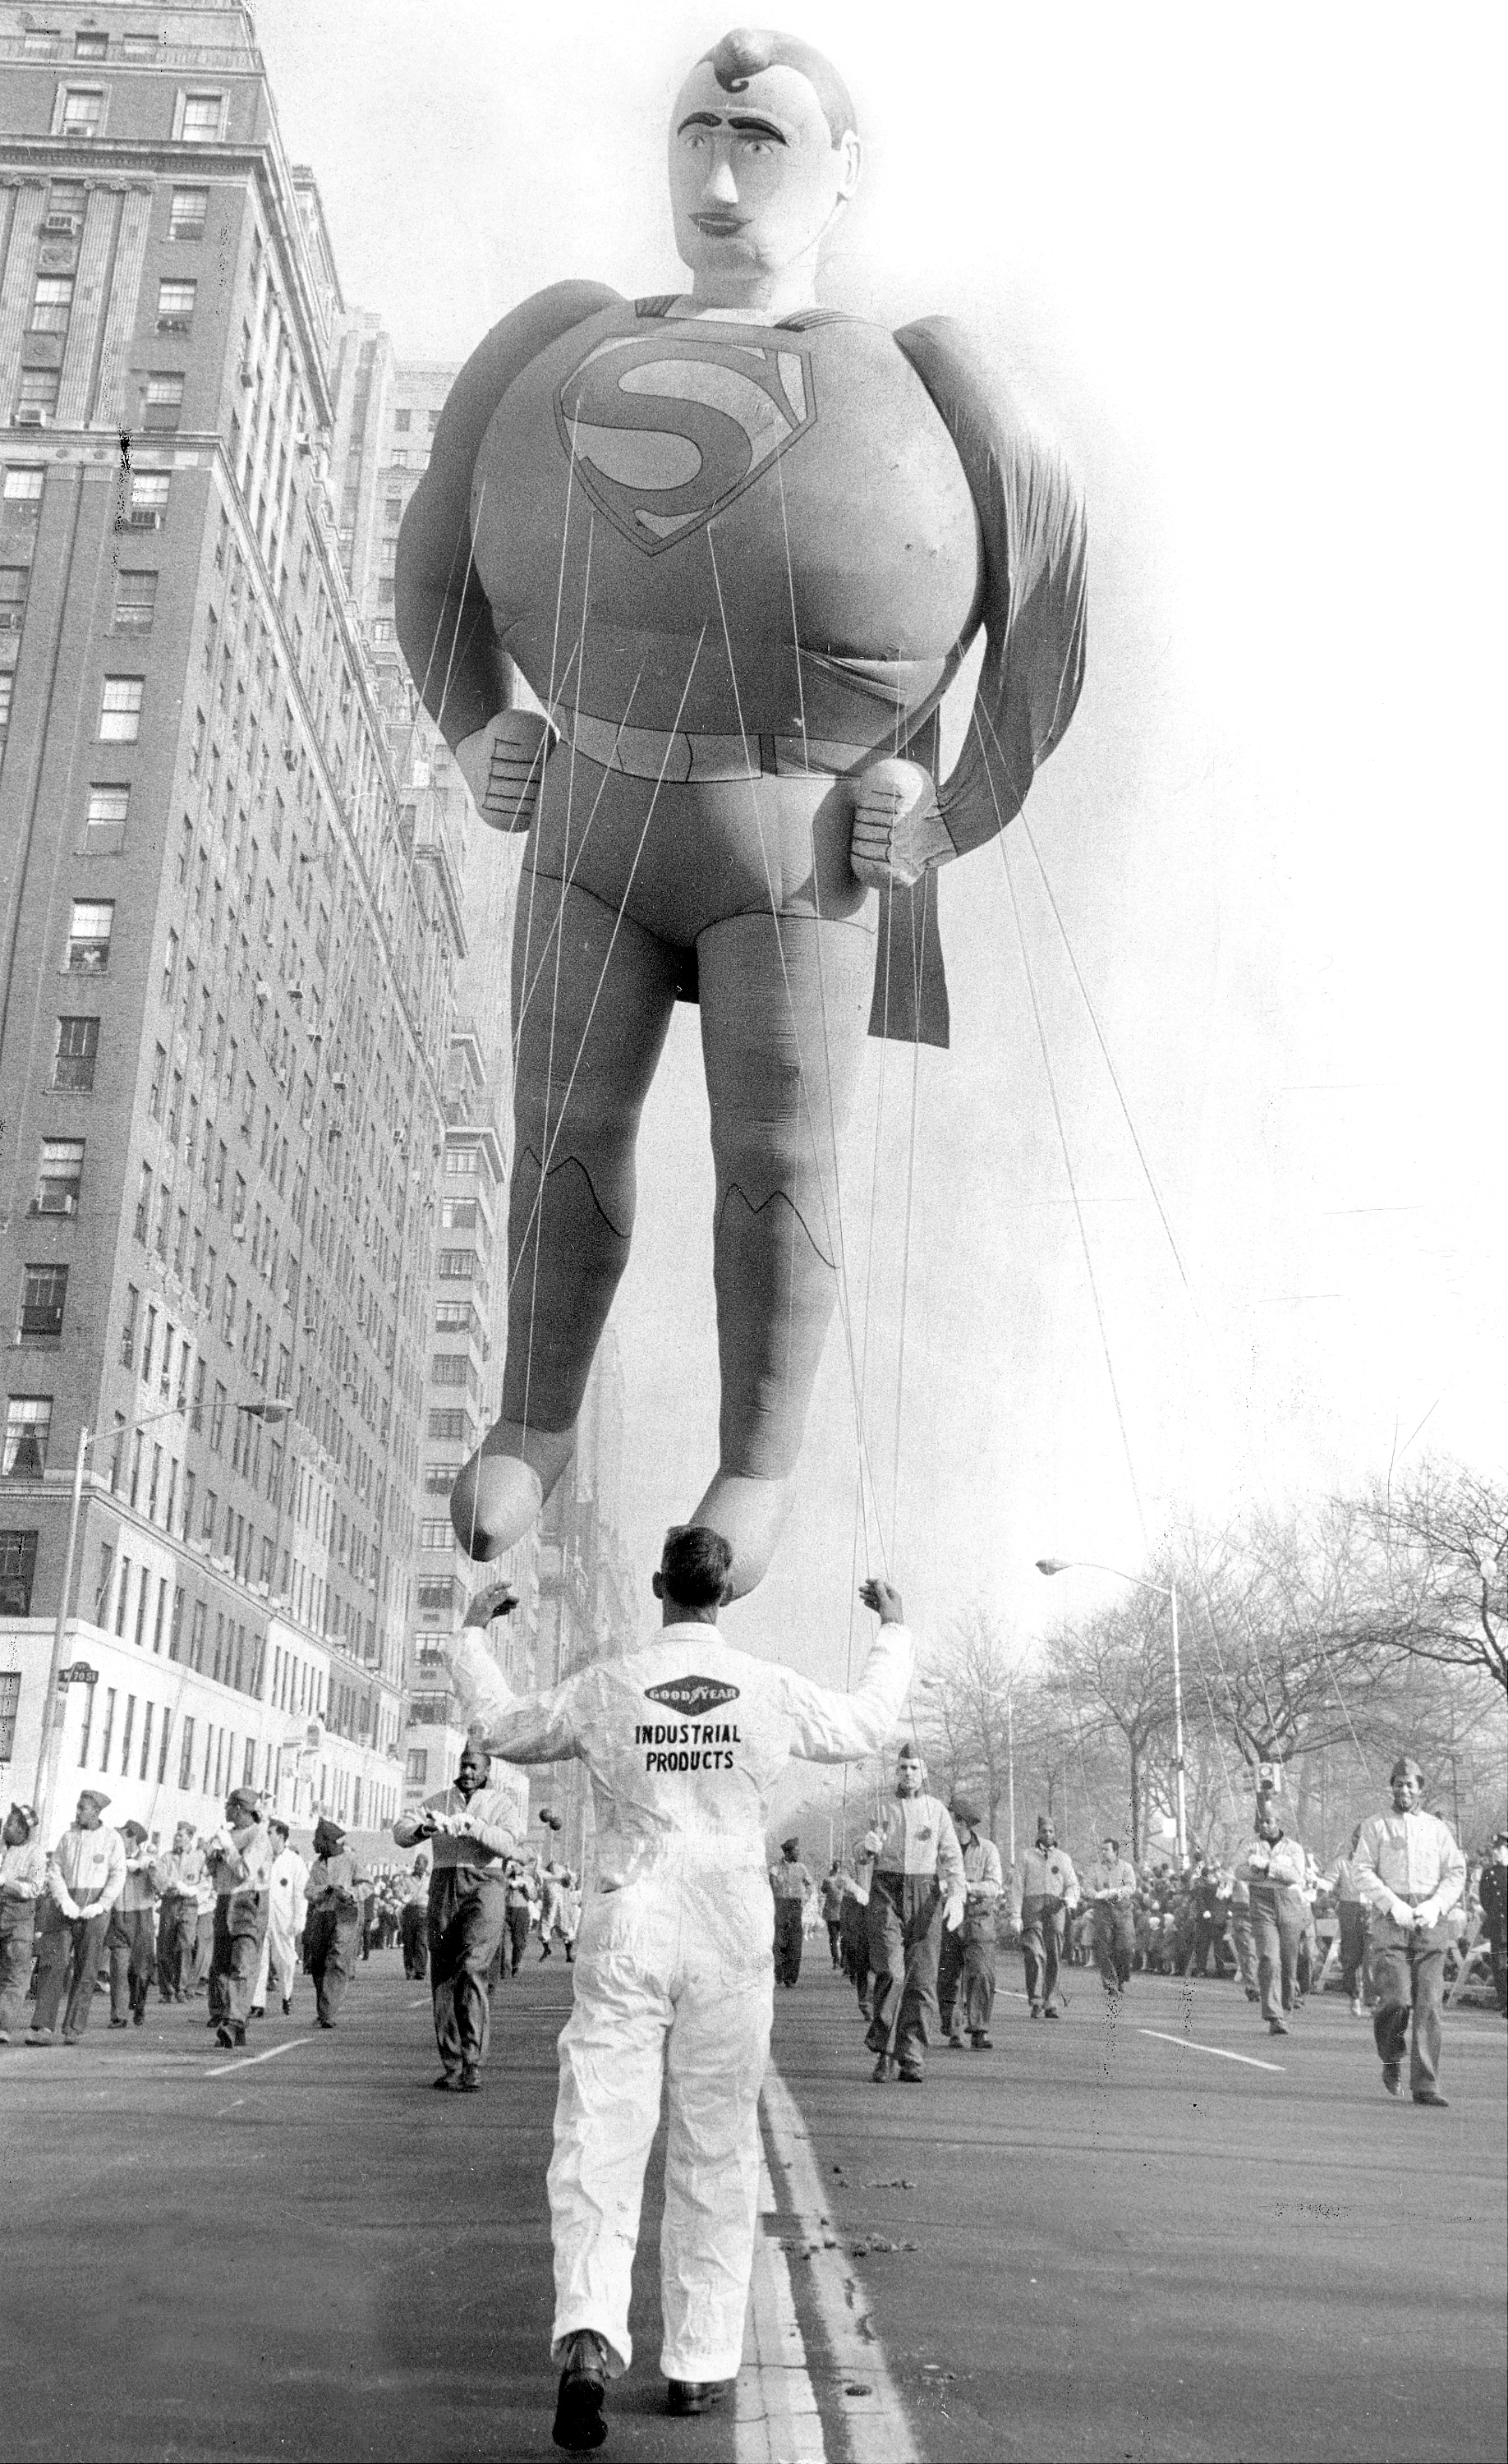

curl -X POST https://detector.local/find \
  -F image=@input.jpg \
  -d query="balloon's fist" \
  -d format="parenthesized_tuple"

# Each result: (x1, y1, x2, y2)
(848, 757, 952, 890)
(456, 710, 559, 834)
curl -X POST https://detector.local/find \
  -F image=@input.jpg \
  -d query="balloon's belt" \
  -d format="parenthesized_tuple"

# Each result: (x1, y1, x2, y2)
(549, 703, 871, 787)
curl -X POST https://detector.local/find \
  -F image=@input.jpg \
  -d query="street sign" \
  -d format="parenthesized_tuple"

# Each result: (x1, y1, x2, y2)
(58, 1661, 98, 1686)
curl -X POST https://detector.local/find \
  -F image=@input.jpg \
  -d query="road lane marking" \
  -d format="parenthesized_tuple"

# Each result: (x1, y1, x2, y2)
(735, 2155, 827, 2463)
(204, 2038, 310, 2078)
(759, 2060, 923, 2464)
(1139, 2027, 1285, 2072)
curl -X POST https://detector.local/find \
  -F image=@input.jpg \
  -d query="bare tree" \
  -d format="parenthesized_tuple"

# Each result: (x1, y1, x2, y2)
(1342, 1460, 1507, 1697)
(913, 1604, 1022, 1850)
(1040, 1598, 1175, 1863)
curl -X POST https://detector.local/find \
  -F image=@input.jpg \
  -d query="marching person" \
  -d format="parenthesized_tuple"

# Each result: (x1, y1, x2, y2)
(0, 1802, 47, 2043)
(190, 1850, 217, 1997)
(27, 1789, 124, 2045)
(1480, 1828, 1508, 2020)
(203, 1786, 272, 2051)
(504, 1854, 539, 1978)
(153, 1822, 203, 2003)
(1226, 1865, 1260, 2002)
(399, 1859, 431, 1981)
(1085, 1837, 1138, 2000)
(1010, 1814, 1080, 2020)
(393, 1740, 517, 2092)
(303, 1815, 363, 2028)
(819, 1864, 847, 1968)
(107, 1819, 159, 2029)
(1319, 1826, 1372, 2016)
(252, 1819, 309, 2017)
(770, 1837, 814, 1988)
(540, 1854, 580, 1963)
(862, 1742, 966, 2085)
(448, 1529, 913, 2453)
(839, 1858, 872, 2017)
(940, 1796, 1004, 2048)
(1354, 1756, 1467, 2108)
(1238, 1803, 1310, 2038)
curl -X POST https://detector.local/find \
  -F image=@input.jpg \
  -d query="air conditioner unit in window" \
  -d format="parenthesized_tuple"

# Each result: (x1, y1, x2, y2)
(0, 613, 21, 633)
(125, 508, 163, 529)
(63, 126, 96, 143)
(44, 214, 80, 235)
(14, 407, 50, 428)
(157, 316, 191, 335)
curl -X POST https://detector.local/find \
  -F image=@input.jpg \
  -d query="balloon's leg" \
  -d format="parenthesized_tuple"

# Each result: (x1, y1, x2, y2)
(695, 911, 872, 1597)
(450, 871, 680, 1563)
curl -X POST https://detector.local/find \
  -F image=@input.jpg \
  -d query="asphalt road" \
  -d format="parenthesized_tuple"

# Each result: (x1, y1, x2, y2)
(1, 1947, 1503, 2464)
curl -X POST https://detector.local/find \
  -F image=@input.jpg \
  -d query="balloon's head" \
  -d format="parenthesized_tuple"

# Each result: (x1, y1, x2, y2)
(669, 28, 860, 297)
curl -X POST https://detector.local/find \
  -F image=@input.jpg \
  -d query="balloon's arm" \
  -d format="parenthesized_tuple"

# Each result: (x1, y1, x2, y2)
(394, 279, 622, 751)
(892, 316, 1087, 858)
(444, 1629, 585, 1766)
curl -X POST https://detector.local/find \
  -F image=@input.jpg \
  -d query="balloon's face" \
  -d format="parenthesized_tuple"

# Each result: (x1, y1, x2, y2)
(669, 59, 858, 286)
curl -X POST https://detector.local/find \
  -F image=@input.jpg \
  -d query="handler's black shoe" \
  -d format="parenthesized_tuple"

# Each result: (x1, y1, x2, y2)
(666, 2379, 729, 2416)
(1382, 2062, 1402, 2097)
(897, 2061, 925, 2083)
(553, 2332, 609, 2453)
(1412, 2089, 1448, 2108)
(870, 2053, 894, 2084)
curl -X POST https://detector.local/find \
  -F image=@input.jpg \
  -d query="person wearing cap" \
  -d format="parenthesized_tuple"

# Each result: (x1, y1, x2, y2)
(304, 1815, 363, 2027)
(769, 1837, 814, 1988)
(27, 1789, 126, 2044)
(1353, 1755, 1467, 2106)
(394, 1740, 520, 2090)
(0, 1802, 47, 2042)
(1236, 1802, 1310, 2038)
(1318, 1825, 1372, 2016)
(818, 1863, 847, 1968)
(251, 1818, 309, 2017)
(399, 1858, 431, 1980)
(1480, 1828, 1508, 2019)
(107, 1820, 159, 2030)
(151, 1823, 204, 2003)
(862, 1742, 966, 2083)
(540, 1854, 580, 1963)
(939, 1797, 1005, 2048)
(1009, 1814, 1080, 2021)
(1084, 1837, 1138, 1999)
(201, 1786, 273, 2050)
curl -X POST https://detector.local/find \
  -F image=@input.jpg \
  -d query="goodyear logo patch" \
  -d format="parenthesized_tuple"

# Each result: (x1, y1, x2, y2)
(557, 330, 816, 555)
(645, 1676, 741, 1717)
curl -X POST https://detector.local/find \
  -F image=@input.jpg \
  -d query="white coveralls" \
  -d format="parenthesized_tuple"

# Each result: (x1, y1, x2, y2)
(253, 1846, 309, 2009)
(450, 1615, 913, 2384)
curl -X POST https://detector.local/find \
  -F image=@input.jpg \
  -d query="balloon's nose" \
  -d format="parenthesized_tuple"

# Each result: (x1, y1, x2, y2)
(705, 157, 739, 205)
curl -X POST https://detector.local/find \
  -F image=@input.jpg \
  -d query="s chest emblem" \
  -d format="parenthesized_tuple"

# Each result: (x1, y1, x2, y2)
(645, 1676, 741, 1718)
(557, 331, 816, 555)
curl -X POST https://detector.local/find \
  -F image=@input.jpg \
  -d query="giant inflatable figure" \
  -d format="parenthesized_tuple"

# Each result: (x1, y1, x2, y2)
(396, 27, 1087, 1597)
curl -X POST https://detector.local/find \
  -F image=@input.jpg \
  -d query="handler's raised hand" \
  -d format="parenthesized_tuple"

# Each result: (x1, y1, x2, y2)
(848, 757, 952, 890)
(859, 1576, 904, 1625)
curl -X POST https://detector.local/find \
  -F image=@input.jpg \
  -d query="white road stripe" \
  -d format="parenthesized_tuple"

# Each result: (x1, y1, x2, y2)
(1138, 2027, 1285, 2072)
(204, 2037, 310, 2079)
(734, 2155, 827, 2464)
(758, 2060, 924, 2464)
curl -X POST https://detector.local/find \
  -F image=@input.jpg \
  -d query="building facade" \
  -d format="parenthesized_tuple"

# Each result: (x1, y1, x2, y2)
(0, 0, 461, 1848)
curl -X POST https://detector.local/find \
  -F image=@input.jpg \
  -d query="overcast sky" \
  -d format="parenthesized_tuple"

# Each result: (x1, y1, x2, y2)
(253, 0, 1506, 1682)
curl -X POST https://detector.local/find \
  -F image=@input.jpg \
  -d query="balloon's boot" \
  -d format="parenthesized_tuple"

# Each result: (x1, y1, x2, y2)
(450, 1423, 574, 1561)
(687, 1470, 797, 1599)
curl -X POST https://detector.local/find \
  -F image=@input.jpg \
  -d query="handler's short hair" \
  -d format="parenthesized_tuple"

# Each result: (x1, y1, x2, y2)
(662, 1524, 733, 1607)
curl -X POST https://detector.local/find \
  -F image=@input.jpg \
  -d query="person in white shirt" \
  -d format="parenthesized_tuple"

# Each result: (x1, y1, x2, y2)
(252, 1820, 310, 2016)
(769, 1837, 815, 1987)
(1009, 1814, 1080, 2021)
(27, 1789, 126, 2045)
(1084, 1838, 1138, 1997)
(1353, 1756, 1467, 2108)
(202, 1786, 274, 2051)
(1318, 1826, 1370, 2016)
(862, 1742, 965, 2084)
(393, 1742, 519, 2091)
(0, 1802, 48, 2043)
(940, 1796, 1005, 2047)
(1237, 1804, 1310, 2037)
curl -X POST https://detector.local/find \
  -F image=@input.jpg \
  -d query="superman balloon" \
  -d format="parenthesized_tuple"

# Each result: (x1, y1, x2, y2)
(396, 26, 1087, 1597)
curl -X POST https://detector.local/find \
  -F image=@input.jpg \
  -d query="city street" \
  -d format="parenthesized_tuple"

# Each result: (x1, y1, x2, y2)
(1, 1951, 1503, 2464)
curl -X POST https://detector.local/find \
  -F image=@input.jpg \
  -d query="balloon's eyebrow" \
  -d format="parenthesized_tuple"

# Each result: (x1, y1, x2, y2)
(677, 109, 789, 143)
(729, 115, 788, 141)
(678, 111, 722, 131)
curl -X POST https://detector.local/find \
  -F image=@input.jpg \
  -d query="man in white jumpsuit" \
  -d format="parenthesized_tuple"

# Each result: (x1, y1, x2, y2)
(252, 1819, 309, 2016)
(450, 1526, 913, 2453)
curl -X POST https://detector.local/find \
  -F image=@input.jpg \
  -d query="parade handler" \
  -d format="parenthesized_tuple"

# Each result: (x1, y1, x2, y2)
(393, 1743, 518, 2092)
(861, 1744, 965, 2082)
(1353, 1755, 1466, 2108)
(448, 1527, 913, 2453)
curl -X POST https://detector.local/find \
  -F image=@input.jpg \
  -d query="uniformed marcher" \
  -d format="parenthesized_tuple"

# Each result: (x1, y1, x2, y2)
(769, 1837, 813, 1987)
(107, 1819, 159, 2028)
(203, 1786, 272, 2050)
(153, 1823, 203, 2002)
(1480, 1828, 1508, 2019)
(1010, 1814, 1080, 2020)
(1353, 1755, 1467, 2107)
(399, 1859, 430, 1980)
(0, 1802, 47, 2043)
(863, 1743, 965, 2083)
(1318, 1826, 1370, 2015)
(1085, 1837, 1138, 1999)
(28, 1789, 125, 2044)
(1238, 1804, 1309, 2038)
(394, 1740, 517, 2090)
(252, 1820, 309, 2016)
(304, 1815, 363, 2027)
(819, 1864, 847, 1967)
(940, 1796, 1004, 2046)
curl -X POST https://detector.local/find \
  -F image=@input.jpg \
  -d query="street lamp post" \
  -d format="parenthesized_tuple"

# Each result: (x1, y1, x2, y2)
(1036, 1556, 1188, 1867)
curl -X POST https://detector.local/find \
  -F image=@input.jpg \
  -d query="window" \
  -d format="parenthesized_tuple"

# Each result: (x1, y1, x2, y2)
(427, 1409, 467, 1442)
(0, 1540, 36, 1621)
(434, 1302, 472, 1333)
(30, 276, 74, 333)
(178, 1716, 195, 1791)
(405, 1746, 428, 1786)
(430, 1354, 471, 1386)
(179, 90, 225, 141)
(425, 1463, 461, 1496)
(0, 568, 27, 630)
(85, 784, 130, 844)
(75, 30, 108, 59)
(16, 369, 60, 419)
(393, 409, 411, 433)
(3, 1397, 52, 1478)
(54, 1016, 99, 1090)
(23, 30, 60, 58)
(19, 1266, 67, 1340)
(419, 1519, 453, 1550)
(34, 1138, 83, 1216)
(124, 31, 160, 62)
(66, 899, 114, 970)
(99, 679, 142, 742)
(129, 471, 169, 524)
(169, 186, 207, 238)
(439, 1199, 476, 1230)
(0, 678, 11, 738)
(156, 278, 196, 330)
(59, 88, 105, 137)
(112, 571, 157, 633)
(3, 468, 44, 506)
(143, 375, 185, 431)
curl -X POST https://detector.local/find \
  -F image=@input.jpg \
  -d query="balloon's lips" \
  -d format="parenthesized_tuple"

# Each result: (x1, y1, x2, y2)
(692, 211, 749, 234)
